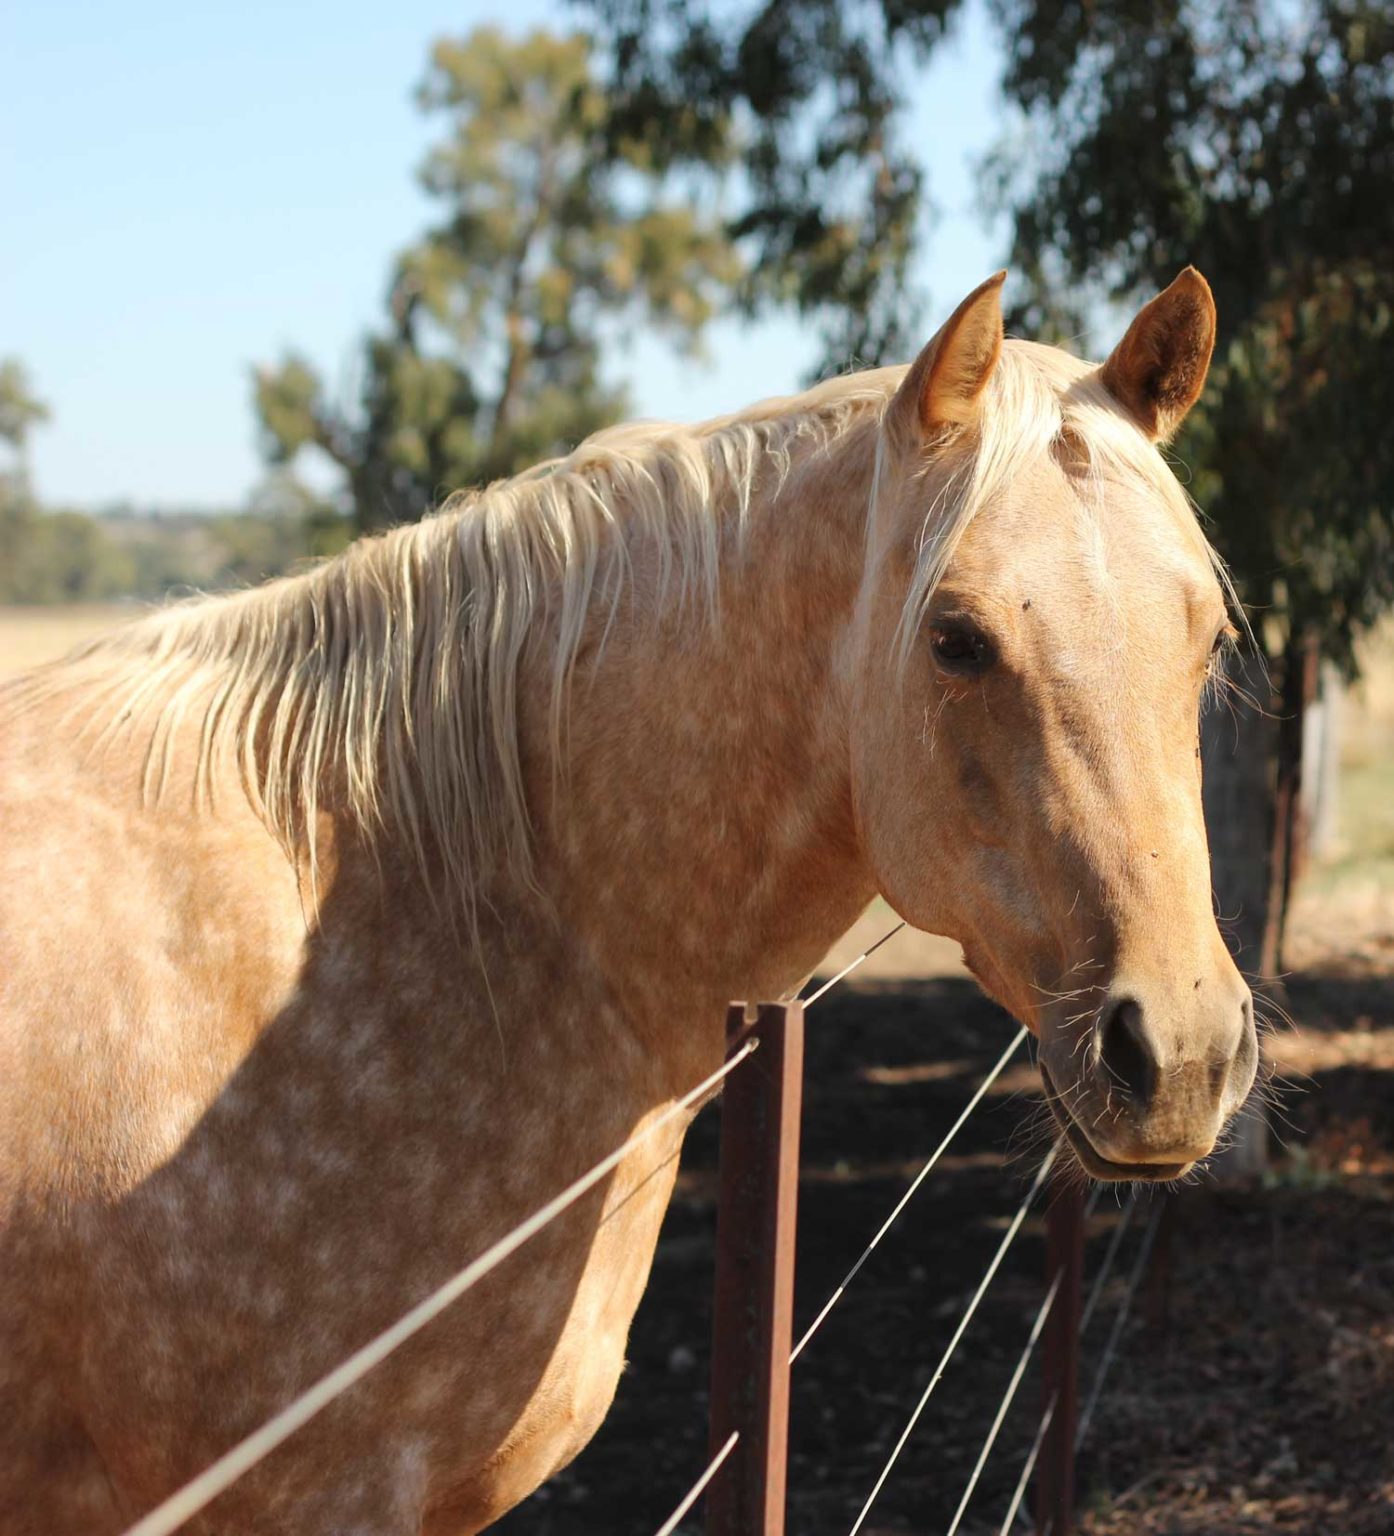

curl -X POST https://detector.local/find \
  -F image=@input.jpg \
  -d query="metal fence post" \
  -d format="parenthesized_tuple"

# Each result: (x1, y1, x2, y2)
(707, 1001, 804, 1536)
(1037, 1175, 1084, 1536)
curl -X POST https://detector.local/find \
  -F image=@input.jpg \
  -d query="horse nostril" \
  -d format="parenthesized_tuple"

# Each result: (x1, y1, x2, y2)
(1097, 998, 1158, 1108)
(1227, 990, 1260, 1106)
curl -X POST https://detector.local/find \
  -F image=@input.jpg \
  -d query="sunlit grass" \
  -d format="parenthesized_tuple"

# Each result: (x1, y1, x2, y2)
(1311, 621, 1394, 896)
(1309, 751, 1394, 894)
(0, 603, 137, 679)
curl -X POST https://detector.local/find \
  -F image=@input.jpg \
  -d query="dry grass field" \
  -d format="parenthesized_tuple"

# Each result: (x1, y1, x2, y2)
(0, 603, 139, 678)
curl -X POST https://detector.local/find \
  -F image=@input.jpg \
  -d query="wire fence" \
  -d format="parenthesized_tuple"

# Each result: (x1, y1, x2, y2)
(996, 1190, 1164, 1536)
(847, 1146, 1059, 1536)
(117, 920, 1167, 1536)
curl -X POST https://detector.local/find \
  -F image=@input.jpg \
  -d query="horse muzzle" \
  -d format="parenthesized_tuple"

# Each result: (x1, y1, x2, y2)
(1039, 985, 1259, 1183)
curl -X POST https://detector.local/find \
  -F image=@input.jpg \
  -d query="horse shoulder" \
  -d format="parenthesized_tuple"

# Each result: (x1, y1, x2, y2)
(0, 691, 307, 1203)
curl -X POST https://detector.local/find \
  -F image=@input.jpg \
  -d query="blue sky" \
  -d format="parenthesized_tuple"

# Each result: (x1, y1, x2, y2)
(2, 0, 1007, 509)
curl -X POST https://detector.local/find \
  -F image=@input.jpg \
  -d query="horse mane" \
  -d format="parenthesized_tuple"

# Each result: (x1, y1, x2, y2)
(12, 370, 896, 918)
(8, 341, 1230, 923)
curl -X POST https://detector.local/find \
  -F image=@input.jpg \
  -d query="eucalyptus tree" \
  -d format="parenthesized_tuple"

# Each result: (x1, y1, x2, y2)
(256, 27, 740, 530)
(585, 0, 965, 372)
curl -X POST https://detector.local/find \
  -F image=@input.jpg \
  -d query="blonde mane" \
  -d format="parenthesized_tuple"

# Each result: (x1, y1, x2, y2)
(9, 342, 1227, 920)
(15, 372, 894, 917)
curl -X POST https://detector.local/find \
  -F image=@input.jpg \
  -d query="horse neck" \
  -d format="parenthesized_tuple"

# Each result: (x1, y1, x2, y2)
(537, 410, 882, 1027)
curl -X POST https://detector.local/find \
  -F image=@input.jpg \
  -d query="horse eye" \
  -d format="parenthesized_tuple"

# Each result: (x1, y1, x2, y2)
(930, 625, 994, 675)
(1209, 623, 1238, 665)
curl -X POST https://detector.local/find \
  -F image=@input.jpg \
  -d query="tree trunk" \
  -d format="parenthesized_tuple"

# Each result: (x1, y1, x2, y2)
(1300, 661, 1343, 862)
(488, 187, 547, 461)
(1201, 649, 1279, 1177)
(491, 310, 530, 454)
(1260, 634, 1320, 977)
(1203, 649, 1279, 978)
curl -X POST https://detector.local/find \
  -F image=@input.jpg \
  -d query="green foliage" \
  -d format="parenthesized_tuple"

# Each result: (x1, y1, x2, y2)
(253, 356, 323, 460)
(1186, 268, 1394, 671)
(989, 0, 1394, 668)
(585, 0, 963, 371)
(0, 353, 345, 606)
(255, 26, 741, 531)
(0, 359, 48, 452)
(0, 489, 136, 603)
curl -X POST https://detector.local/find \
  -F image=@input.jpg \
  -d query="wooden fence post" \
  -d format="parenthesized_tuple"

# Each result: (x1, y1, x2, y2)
(1037, 1176, 1084, 1536)
(707, 1001, 804, 1536)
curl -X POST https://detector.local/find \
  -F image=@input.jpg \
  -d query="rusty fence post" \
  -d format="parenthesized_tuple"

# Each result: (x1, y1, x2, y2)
(1037, 1175, 1084, 1536)
(707, 1001, 804, 1536)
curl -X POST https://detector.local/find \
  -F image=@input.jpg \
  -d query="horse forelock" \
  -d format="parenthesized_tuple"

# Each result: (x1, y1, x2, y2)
(889, 338, 1237, 670)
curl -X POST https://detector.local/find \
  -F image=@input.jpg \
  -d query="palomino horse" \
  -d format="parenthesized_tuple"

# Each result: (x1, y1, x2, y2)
(1, 268, 1256, 1533)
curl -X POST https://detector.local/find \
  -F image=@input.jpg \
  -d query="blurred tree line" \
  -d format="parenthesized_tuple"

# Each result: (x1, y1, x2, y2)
(0, 361, 350, 604)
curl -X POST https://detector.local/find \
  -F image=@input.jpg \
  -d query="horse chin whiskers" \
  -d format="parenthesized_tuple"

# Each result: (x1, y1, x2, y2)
(1038, 1062, 1193, 1185)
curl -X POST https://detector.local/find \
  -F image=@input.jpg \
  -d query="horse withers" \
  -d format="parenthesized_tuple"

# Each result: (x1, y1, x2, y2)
(0, 267, 1255, 1533)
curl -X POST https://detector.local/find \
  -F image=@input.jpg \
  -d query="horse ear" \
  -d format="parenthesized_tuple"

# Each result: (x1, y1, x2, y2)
(889, 271, 1007, 444)
(1101, 267, 1217, 441)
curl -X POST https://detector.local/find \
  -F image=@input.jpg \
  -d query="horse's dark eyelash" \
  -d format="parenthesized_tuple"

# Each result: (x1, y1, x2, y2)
(1208, 623, 1240, 670)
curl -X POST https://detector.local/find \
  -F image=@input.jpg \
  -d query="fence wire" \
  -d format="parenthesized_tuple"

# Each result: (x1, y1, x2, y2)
(847, 1145, 1059, 1536)
(997, 1387, 1057, 1536)
(1076, 1199, 1164, 1449)
(945, 1270, 1063, 1536)
(944, 1187, 1103, 1535)
(800, 920, 907, 1006)
(650, 1432, 740, 1536)
(1077, 1193, 1137, 1338)
(792, 1024, 1029, 1364)
(994, 1189, 1162, 1535)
